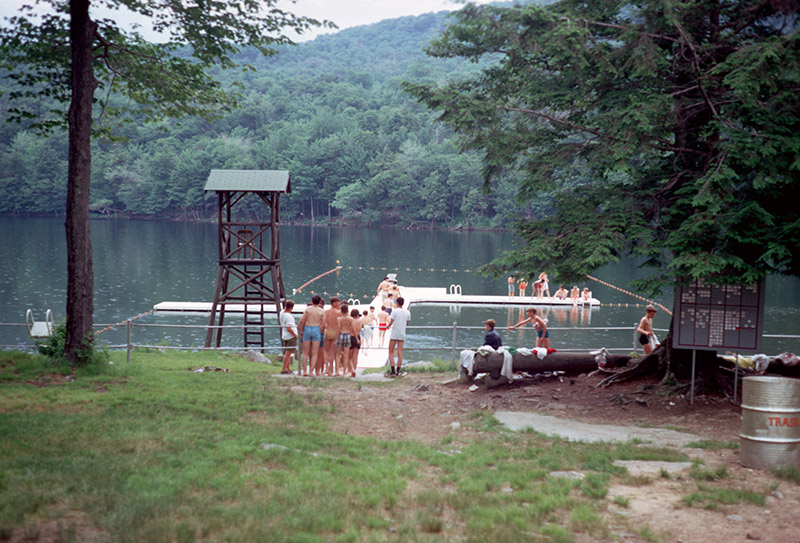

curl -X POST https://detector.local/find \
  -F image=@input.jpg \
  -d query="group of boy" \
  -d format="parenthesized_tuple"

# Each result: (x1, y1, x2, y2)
(279, 292, 412, 377)
(507, 272, 551, 298)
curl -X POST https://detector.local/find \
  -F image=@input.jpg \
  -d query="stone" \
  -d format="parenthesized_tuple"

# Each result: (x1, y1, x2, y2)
(549, 471, 585, 480)
(449, 422, 461, 431)
(244, 351, 270, 363)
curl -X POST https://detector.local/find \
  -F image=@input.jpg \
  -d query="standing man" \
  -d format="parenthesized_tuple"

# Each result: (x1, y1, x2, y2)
(387, 296, 411, 377)
(297, 295, 324, 376)
(377, 276, 391, 304)
(280, 300, 298, 374)
(636, 305, 658, 355)
(322, 297, 341, 376)
(507, 274, 515, 297)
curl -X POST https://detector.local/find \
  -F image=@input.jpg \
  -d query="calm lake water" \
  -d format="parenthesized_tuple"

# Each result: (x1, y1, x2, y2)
(1, 216, 798, 357)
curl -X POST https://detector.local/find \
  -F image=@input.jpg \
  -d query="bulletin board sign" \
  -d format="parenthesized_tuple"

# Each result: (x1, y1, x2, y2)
(673, 279, 765, 352)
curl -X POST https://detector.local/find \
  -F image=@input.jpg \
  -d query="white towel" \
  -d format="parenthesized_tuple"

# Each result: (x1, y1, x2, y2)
(460, 349, 476, 376)
(517, 347, 533, 356)
(532, 347, 547, 359)
(590, 347, 608, 367)
(499, 347, 514, 380)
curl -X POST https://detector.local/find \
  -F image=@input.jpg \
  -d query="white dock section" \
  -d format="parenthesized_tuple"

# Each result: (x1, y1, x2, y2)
(153, 286, 600, 315)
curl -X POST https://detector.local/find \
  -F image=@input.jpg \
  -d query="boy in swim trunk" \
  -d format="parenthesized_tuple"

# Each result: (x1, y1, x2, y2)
(636, 305, 657, 355)
(297, 295, 324, 376)
(348, 308, 362, 377)
(335, 305, 351, 376)
(322, 297, 341, 375)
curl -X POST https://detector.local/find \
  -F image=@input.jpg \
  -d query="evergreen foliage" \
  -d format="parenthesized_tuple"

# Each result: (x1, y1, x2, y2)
(0, 12, 519, 229)
(407, 0, 800, 289)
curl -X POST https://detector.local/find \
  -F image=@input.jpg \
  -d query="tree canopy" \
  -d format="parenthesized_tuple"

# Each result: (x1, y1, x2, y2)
(406, 0, 800, 292)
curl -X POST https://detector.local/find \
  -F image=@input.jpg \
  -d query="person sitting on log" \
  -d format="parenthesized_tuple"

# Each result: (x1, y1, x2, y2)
(483, 319, 502, 350)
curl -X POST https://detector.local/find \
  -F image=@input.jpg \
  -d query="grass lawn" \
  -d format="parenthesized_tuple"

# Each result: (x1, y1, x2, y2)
(1, 349, 694, 542)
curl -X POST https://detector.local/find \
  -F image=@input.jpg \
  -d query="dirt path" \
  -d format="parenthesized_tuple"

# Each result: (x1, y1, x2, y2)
(316, 371, 800, 543)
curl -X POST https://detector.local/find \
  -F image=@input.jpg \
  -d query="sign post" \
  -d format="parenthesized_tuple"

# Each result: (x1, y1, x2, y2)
(673, 279, 765, 403)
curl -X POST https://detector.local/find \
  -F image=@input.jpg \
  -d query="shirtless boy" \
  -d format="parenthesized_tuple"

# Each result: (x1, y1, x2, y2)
(348, 308, 362, 377)
(377, 277, 391, 303)
(376, 305, 390, 347)
(636, 305, 657, 355)
(322, 297, 341, 375)
(297, 295, 324, 376)
(335, 305, 352, 376)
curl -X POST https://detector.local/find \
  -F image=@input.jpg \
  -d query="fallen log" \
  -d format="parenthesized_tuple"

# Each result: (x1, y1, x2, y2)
(463, 352, 631, 386)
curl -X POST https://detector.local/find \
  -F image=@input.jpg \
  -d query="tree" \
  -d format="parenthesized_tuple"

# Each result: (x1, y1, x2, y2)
(406, 0, 800, 293)
(0, 0, 330, 363)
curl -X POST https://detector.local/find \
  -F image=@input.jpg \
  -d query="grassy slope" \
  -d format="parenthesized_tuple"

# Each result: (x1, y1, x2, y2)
(0, 350, 731, 543)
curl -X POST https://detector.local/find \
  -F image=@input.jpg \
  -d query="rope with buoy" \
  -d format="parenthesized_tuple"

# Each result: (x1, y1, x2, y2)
(95, 309, 155, 335)
(585, 274, 672, 315)
(294, 263, 343, 294)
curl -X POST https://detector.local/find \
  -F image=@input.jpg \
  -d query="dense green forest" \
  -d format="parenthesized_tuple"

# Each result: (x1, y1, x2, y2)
(0, 11, 522, 229)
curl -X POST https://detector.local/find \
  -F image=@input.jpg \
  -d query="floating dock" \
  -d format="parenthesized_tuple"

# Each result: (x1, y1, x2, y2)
(153, 286, 600, 315)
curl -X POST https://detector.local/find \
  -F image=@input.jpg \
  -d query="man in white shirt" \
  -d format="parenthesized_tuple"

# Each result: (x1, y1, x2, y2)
(387, 296, 410, 377)
(280, 300, 298, 374)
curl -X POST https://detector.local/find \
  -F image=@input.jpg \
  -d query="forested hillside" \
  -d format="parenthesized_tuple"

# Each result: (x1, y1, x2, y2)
(0, 11, 521, 229)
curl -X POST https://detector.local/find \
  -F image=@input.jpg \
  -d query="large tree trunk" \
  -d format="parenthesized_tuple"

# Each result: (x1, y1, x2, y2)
(64, 0, 97, 363)
(465, 352, 631, 379)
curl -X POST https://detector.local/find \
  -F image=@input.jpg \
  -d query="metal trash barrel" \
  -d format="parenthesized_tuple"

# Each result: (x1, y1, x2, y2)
(740, 376, 800, 470)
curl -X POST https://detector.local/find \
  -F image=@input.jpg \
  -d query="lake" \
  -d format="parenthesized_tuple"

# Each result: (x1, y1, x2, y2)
(1, 216, 798, 357)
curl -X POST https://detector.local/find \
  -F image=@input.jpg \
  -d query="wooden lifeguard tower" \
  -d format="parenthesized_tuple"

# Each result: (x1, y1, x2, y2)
(203, 170, 290, 350)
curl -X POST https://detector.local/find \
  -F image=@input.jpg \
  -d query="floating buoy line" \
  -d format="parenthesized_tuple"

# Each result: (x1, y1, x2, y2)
(95, 309, 154, 335)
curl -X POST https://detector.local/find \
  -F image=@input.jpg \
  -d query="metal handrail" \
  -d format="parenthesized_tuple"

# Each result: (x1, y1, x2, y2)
(2, 320, 797, 370)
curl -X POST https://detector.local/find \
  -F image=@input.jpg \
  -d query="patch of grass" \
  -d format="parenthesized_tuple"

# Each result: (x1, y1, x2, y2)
(686, 439, 740, 450)
(690, 463, 729, 481)
(612, 495, 631, 507)
(770, 465, 800, 483)
(569, 503, 604, 534)
(682, 483, 766, 508)
(640, 524, 662, 542)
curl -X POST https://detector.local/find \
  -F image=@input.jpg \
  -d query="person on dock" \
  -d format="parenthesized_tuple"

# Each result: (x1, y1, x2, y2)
(297, 294, 324, 376)
(360, 309, 374, 350)
(582, 287, 592, 304)
(637, 305, 658, 355)
(383, 293, 394, 315)
(518, 277, 528, 298)
(390, 283, 401, 303)
(335, 305, 352, 376)
(507, 275, 515, 296)
(483, 319, 502, 350)
(554, 285, 568, 300)
(280, 300, 298, 374)
(508, 307, 550, 349)
(387, 296, 411, 377)
(377, 277, 391, 303)
(377, 305, 390, 347)
(322, 297, 342, 376)
(537, 272, 551, 298)
(348, 308, 362, 377)
(570, 286, 580, 305)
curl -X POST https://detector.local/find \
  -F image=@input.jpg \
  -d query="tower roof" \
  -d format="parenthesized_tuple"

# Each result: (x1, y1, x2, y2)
(204, 170, 291, 193)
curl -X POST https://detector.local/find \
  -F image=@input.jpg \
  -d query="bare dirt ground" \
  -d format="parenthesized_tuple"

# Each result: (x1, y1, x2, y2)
(317, 371, 800, 543)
